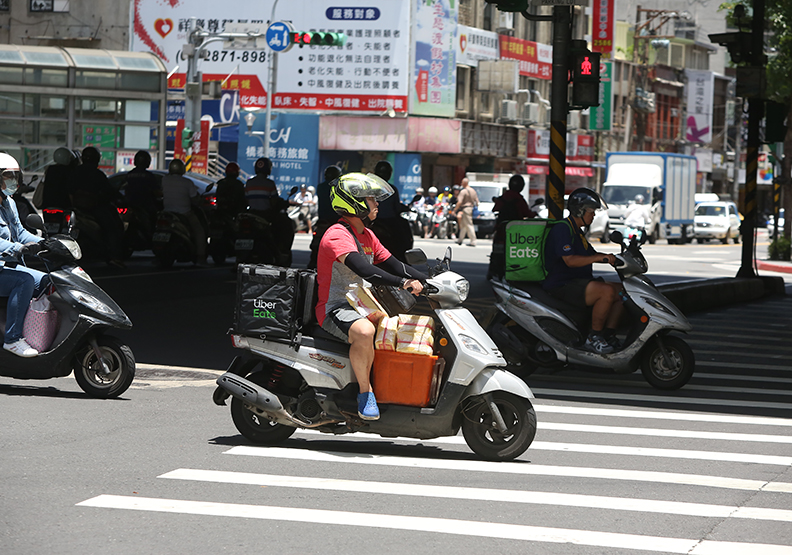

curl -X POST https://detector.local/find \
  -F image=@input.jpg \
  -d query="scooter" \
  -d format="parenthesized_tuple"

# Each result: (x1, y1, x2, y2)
(287, 201, 317, 234)
(41, 207, 72, 236)
(13, 176, 40, 234)
(401, 207, 422, 236)
(214, 247, 537, 462)
(0, 214, 135, 398)
(151, 211, 199, 268)
(234, 187, 297, 267)
(429, 203, 450, 239)
(486, 230, 695, 390)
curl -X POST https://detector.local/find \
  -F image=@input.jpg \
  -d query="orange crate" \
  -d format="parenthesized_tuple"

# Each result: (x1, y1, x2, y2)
(371, 351, 443, 408)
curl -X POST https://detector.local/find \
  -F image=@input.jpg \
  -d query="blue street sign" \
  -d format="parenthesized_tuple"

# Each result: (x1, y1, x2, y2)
(266, 22, 292, 52)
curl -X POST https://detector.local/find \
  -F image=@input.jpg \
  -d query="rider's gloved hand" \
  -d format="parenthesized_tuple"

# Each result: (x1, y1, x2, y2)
(20, 242, 44, 255)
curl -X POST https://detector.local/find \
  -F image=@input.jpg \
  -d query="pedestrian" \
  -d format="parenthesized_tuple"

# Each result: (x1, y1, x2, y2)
(455, 177, 479, 247)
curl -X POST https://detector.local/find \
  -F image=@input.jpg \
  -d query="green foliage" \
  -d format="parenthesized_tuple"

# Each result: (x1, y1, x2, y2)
(768, 236, 791, 260)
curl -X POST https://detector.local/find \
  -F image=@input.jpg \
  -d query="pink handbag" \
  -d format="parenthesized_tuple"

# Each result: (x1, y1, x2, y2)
(22, 294, 60, 352)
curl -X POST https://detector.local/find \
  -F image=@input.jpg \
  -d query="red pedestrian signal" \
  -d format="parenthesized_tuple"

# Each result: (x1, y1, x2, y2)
(580, 56, 592, 76)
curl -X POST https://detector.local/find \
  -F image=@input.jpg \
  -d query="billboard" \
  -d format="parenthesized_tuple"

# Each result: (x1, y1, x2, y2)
(498, 35, 552, 80)
(456, 25, 499, 67)
(685, 69, 714, 144)
(132, 0, 411, 112)
(409, 0, 458, 117)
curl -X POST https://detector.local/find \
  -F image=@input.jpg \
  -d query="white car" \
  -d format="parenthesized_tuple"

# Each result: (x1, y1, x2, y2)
(767, 209, 785, 238)
(538, 195, 611, 243)
(694, 201, 741, 244)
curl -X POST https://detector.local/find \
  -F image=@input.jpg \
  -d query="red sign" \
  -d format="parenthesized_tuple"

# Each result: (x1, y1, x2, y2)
(190, 120, 211, 175)
(498, 35, 552, 80)
(416, 70, 429, 103)
(174, 119, 185, 161)
(592, 0, 615, 57)
(168, 73, 267, 109)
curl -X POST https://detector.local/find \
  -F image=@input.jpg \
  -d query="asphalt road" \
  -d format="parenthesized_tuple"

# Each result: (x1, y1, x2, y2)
(1, 232, 791, 554)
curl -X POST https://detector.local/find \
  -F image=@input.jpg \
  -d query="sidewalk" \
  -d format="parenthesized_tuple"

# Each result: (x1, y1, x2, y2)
(755, 259, 792, 274)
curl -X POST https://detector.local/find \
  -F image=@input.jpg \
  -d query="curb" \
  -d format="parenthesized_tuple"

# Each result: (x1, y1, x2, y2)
(755, 259, 792, 274)
(658, 276, 786, 315)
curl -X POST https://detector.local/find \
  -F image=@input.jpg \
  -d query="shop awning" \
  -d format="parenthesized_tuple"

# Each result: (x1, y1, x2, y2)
(526, 164, 594, 177)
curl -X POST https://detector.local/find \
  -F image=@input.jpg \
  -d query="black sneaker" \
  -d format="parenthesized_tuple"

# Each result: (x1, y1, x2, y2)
(584, 333, 615, 354)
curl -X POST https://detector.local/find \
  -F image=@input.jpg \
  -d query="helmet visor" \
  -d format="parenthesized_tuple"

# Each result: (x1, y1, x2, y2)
(343, 173, 394, 202)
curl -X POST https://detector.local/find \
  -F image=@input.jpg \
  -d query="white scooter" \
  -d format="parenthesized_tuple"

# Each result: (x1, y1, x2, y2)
(486, 230, 695, 390)
(214, 247, 537, 461)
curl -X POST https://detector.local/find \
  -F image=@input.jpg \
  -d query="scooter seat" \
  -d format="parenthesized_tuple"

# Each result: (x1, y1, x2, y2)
(507, 280, 591, 330)
(301, 323, 350, 355)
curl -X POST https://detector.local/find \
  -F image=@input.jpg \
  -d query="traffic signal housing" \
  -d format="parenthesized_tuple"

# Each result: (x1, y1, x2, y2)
(291, 31, 346, 47)
(569, 43, 601, 108)
(181, 128, 194, 150)
(765, 101, 788, 144)
(708, 32, 752, 64)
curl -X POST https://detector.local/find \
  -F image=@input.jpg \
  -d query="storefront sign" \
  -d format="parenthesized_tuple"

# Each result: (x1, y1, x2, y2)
(237, 112, 319, 192)
(393, 152, 422, 202)
(591, 0, 614, 57)
(319, 116, 408, 151)
(190, 120, 212, 175)
(685, 69, 714, 144)
(410, 0, 458, 117)
(133, 0, 411, 113)
(461, 121, 519, 157)
(526, 130, 593, 162)
(456, 25, 499, 67)
(407, 117, 461, 153)
(498, 35, 552, 80)
(588, 61, 612, 131)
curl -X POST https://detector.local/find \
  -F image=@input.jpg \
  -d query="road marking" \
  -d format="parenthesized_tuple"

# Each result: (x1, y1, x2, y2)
(225, 446, 792, 493)
(160, 468, 792, 523)
(533, 405, 792, 427)
(533, 388, 792, 410)
(76, 495, 792, 554)
(292, 430, 792, 466)
(136, 363, 225, 374)
(536, 422, 792, 443)
(695, 372, 792, 385)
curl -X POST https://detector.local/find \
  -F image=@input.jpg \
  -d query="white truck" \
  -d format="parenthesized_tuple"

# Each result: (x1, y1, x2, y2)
(601, 152, 697, 244)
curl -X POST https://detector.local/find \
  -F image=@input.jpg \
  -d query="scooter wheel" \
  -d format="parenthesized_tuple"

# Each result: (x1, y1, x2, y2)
(640, 335, 695, 390)
(72, 335, 135, 399)
(461, 392, 536, 461)
(230, 396, 296, 444)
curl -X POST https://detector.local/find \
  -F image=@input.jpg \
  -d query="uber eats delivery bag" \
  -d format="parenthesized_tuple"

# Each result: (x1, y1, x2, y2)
(234, 264, 303, 341)
(505, 219, 571, 282)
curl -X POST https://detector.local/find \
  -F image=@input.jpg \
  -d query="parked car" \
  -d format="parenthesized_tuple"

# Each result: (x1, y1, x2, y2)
(538, 195, 611, 243)
(694, 201, 741, 244)
(767, 209, 785, 238)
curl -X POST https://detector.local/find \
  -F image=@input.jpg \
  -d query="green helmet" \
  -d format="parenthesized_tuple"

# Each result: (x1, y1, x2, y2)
(330, 172, 394, 218)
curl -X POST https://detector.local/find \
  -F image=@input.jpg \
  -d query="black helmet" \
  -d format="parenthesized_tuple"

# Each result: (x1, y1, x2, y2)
(567, 187, 606, 218)
(508, 174, 525, 192)
(254, 157, 272, 176)
(134, 150, 151, 169)
(168, 158, 186, 175)
(225, 162, 240, 177)
(53, 147, 74, 166)
(324, 164, 342, 182)
(81, 146, 100, 167)
(373, 160, 393, 182)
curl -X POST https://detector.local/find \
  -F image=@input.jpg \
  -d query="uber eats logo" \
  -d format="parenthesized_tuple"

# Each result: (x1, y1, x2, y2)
(253, 298, 277, 319)
(507, 232, 541, 259)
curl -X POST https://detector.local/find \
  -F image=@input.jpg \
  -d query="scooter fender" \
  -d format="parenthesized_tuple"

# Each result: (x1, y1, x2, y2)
(462, 368, 535, 402)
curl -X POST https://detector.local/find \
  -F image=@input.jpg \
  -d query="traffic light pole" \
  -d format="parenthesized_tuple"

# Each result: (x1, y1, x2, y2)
(547, 6, 572, 220)
(263, 0, 281, 159)
(737, 0, 764, 278)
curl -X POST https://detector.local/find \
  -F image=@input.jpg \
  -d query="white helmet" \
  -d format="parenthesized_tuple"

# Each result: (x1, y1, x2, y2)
(0, 153, 22, 189)
(428, 186, 438, 195)
(416, 188, 424, 195)
(307, 186, 315, 193)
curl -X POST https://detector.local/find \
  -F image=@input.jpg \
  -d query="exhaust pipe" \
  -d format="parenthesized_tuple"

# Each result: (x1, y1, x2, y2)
(215, 373, 341, 428)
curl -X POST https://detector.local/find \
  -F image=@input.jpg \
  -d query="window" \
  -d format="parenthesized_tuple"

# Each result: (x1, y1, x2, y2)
(119, 72, 161, 92)
(0, 0, 8, 11)
(29, 0, 68, 12)
(0, 93, 23, 116)
(483, 4, 493, 31)
(456, 66, 469, 112)
(24, 94, 68, 118)
(76, 71, 116, 90)
(24, 67, 67, 87)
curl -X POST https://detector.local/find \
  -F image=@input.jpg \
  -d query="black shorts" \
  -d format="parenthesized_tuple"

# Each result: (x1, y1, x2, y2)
(320, 305, 364, 342)
(547, 277, 603, 307)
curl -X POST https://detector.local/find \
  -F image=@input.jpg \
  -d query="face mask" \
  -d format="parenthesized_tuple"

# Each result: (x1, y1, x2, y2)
(3, 178, 17, 196)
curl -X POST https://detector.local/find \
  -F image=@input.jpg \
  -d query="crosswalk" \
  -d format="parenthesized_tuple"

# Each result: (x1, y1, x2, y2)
(76, 295, 792, 552)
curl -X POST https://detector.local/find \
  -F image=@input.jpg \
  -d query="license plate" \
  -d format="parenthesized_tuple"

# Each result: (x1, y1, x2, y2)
(153, 232, 171, 243)
(235, 239, 254, 250)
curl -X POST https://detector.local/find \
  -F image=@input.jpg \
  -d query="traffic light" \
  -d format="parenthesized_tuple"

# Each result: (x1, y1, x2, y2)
(484, 0, 529, 11)
(569, 42, 601, 108)
(181, 127, 194, 149)
(291, 31, 346, 47)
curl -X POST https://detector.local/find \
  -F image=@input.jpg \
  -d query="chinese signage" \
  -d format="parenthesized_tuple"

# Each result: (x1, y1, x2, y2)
(133, 0, 411, 113)
(190, 120, 212, 175)
(588, 60, 612, 131)
(410, 0, 458, 117)
(82, 125, 117, 173)
(526, 130, 593, 163)
(393, 152, 422, 203)
(498, 35, 552, 80)
(456, 24, 499, 67)
(237, 112, 319, 193)
(685, 69, 714, 144)
(591, 0, 614, 58)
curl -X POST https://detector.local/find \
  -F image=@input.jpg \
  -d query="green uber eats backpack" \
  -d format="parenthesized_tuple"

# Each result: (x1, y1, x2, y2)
(504, 219, 575, 282)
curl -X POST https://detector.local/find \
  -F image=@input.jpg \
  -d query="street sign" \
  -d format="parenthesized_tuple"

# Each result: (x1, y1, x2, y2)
(222, 23, 266, 50)
(589, 61, 612, 131)
(266, 21, 293, 52)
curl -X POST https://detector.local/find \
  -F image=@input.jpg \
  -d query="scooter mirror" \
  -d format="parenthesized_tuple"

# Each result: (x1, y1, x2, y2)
(444, 246, 452, 262)
(25, 213, 45, 232)
(609, 230, 623, 244)
(288, 186, 299, 196)
(405, 249, 427, 266)
(639, 229, 648, 245)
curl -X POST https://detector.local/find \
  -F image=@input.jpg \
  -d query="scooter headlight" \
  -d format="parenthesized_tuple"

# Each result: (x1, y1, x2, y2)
(67, 289, 113, 315)
(456, 278, 469, 302)
(459, 334, 488, 355)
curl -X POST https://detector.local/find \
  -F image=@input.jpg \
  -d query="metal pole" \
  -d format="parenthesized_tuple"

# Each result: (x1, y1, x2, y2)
(263, 0, 281, 159)
(737, 0, 764, 278)
(547, 5, 571, 220)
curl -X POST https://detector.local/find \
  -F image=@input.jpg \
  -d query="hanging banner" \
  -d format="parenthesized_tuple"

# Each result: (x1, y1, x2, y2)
(588, 60, 612, 131)
(591, 0, 614, 58)
(685, 69, 714, 144)
(456, 25, 499, 67)
(498, 35, 552, 80)
(190, 119, 212, 175)
(409, 0, 458, 117)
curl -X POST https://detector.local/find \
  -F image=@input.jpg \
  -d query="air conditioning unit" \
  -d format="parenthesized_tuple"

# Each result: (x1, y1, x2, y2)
(501, 99, 518, 122)
(498, 11, 514, 30)
(523, 102, 539, 124)
(568, 110, 581, 130)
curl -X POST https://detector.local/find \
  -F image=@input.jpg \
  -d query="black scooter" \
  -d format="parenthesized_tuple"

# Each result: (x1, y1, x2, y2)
(0, 214, 135, 398)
